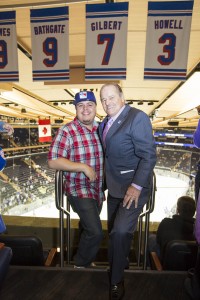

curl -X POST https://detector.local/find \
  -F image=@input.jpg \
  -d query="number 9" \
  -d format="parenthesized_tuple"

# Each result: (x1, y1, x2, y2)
(43, 37, 58, 67)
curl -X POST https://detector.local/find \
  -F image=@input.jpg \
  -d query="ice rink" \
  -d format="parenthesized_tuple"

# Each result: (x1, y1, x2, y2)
(19, 173, 190, 223)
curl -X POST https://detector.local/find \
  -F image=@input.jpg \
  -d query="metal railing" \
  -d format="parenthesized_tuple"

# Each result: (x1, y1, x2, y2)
(55, 170, 71, 267)
(137, 171, 157, 270)
(55, 169, 156, 269)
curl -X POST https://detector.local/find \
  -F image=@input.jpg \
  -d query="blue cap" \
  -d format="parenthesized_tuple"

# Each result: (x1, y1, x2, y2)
(74, 91, 96, 105)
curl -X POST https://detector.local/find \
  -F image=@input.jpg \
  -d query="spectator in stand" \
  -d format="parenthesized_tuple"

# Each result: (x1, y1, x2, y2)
(0, 122, 14, 136)
(0, 121, 14, 233)
(0, 122, 14, 171)
(149, 196, 196, 262)
(185, 105, 200, 300)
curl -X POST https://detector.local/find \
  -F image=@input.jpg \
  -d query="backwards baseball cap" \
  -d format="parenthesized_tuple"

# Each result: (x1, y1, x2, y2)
(74, 91, 96, 105)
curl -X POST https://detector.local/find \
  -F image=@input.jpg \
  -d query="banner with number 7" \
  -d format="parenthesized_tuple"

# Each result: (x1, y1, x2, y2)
(85, 2, 129, 81)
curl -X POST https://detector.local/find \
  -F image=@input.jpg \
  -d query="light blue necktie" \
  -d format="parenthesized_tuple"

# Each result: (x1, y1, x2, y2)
(103, 118, 113, 144)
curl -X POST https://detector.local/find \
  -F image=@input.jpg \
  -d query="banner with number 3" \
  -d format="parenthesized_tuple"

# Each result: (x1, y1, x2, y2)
(144, 1, 194, 81)
(85, 2, 129, 81)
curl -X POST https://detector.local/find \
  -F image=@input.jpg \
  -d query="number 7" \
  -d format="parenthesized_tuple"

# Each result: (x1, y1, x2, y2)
(97, 33, 115, 65)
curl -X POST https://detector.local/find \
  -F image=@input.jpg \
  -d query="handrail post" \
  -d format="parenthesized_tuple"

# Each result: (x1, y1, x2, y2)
(143, 171, 156, 269)
(66, 196, 71, 264)
(55, 170, 71, 267)
(143, 210, 150, 270)
(137, 215, 143, 267)
(59, 171, 65, 267)
(137, 171, 156, 269)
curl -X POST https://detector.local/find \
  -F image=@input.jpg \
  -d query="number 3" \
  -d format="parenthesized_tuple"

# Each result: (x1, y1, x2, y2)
(157, 33, 176, 66)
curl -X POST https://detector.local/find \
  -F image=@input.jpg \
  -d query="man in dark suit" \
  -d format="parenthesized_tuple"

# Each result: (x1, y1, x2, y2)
(99, 83, 157, 300)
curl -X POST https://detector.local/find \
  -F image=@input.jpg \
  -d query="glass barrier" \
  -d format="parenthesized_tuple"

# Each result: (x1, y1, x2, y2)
(0, 128, 199, 224)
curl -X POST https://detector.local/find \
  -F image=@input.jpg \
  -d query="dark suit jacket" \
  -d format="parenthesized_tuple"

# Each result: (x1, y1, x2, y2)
(99, 105, 157, 198)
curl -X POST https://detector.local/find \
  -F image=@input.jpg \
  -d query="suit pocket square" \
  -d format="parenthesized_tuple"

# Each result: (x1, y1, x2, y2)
(120, 170, 134, 174)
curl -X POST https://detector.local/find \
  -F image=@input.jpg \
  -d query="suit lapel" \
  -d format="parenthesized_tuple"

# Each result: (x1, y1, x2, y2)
(105, 105, 131, 147)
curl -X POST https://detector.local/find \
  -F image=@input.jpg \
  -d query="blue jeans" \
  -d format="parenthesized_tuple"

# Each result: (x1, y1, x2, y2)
(68, 196, 103, 267)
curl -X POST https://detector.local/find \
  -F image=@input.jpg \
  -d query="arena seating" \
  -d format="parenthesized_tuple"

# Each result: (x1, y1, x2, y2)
(0, 235, 57, 267)
(150, 240, 198, 271)
(0, 244, 12, 289)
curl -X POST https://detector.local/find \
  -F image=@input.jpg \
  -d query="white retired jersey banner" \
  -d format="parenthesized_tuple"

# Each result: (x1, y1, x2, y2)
(30, 7, 69, 82)
(0, 11, 19, 82)
(144, 1, 194, 81)
(85, 2, 129, 80)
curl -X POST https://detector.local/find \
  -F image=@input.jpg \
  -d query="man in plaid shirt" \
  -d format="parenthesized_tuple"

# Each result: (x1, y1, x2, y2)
(48, 91, 105, 268)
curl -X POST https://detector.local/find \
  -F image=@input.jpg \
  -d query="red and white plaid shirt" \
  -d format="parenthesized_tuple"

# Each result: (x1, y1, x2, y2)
(48, 118, 105, 203)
